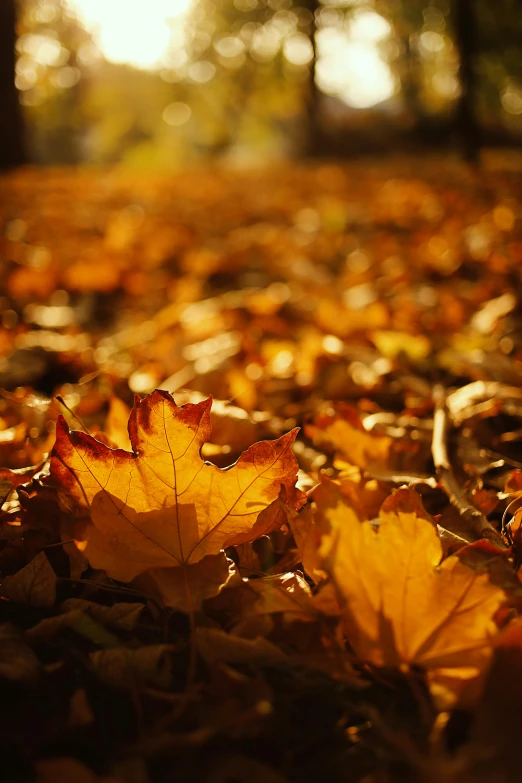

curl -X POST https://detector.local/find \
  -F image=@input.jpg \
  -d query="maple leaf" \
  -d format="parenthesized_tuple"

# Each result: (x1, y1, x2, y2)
(133, 553, 239, 612)
(289, 476, 370, 584)
(1, 551, 57, 608)
(305, 403, 391, 469)
(315, 482, 507, 706)
(104, 395, 132, 450)
(50, 390, 301, 582)
(288, 503, 328, 585)
(233, 572, 315, 637)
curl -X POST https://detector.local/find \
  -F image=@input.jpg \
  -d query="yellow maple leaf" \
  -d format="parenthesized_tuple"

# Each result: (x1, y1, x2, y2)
(316, 483, 506, 706)
(289, 476, 376, 585)
(51, 390, 301, 582)
(104, 395, 132, 450)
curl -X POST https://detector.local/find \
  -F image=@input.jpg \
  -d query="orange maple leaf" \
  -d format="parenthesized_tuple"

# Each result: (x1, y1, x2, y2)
(51, 390, 301, 582)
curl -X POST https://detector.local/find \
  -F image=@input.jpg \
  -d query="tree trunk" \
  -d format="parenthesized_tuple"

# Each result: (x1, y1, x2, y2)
(399, 33, 424, 127)
(453, 0, 480, 163)
(0, 0, 25, 170)
(300, 0, 322, 157)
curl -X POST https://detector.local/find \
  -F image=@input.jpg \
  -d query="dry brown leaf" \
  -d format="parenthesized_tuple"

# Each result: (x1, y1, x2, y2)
(236, 572, 314, 630)
(25, 610, 85, 643)
(1, 551, 57, 608)
(196, 627, 287, 666)
(60, 598, 145, 631)
(0, 623, 40, 684)
(230, 541, 264, 575)
(90, 644, 176, 689)
(26, 609, 121, 647)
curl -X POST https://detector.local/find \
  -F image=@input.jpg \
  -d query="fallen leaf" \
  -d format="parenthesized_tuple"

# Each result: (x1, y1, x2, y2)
(379, 485, 437, 524)
(196, 627, 287, 666)
(316, 484, 506, 706)
(504, 471, 522, 563)
(505, 469, 522, 496)
(233, 572, 314, 636)
(1, 551, 57, 608)
(449, 617, 522, 783)
(288, 503, 328, 584)
(0, 464, 42, 491)
(104, 395, 132, 450)
(471, 486, 499, 517)
(90, 644, 176, 689)
(305, 404, 391, 469)
(174, 390, 272, 451)
(133, 553, 239, 611)
(26, 610, 121, 647)
(289, 476, 367, 583)
(0, 623, 40, 684)
(370, 330, 431, 361)
(34, 757, 123, 783)
(60, 598, 145, 631)
(25, 610, 84, 643)
(0, 478, 13, 505)
(230, 541, 264, 575)
(50, 390, 302, 581)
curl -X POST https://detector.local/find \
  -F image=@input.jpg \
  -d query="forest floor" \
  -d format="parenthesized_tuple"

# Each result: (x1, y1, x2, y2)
(2, 156, 522, 783)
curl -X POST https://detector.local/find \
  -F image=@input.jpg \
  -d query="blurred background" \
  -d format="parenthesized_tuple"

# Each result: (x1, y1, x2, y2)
(2, 0, 522, 485)
(2, 0, 522, 169)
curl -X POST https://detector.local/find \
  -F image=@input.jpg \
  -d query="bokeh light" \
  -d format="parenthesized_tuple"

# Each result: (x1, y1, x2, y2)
(316, 10, 396, 109)
(65, 0, 194, 69)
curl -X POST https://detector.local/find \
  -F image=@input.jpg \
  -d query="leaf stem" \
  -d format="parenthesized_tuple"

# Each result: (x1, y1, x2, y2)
(148, 567, 199, 734)
(183, 564, 198, 691)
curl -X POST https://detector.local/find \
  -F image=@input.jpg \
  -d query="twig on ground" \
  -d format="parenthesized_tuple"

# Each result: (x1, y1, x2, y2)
(431, 385, 507, 549)
(55, 395, 92, 434)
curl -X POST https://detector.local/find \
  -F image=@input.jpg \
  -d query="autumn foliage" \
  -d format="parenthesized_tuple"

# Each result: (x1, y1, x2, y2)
(2, 161, 522, 782)
(51, 390, 302, 607)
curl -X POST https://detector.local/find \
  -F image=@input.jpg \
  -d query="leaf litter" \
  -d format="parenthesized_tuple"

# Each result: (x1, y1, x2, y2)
(1, 159, 522, 781)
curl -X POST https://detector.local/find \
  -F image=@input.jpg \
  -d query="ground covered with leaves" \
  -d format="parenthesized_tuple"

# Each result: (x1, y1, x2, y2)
(2, 156, 522, 783)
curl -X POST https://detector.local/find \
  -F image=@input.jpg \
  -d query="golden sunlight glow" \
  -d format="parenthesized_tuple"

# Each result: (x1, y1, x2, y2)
(316, 11, 396, 109)
(66, 0, 193, 69)
(64, 1, 395, 110)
